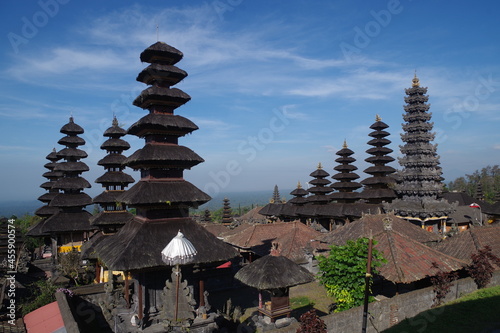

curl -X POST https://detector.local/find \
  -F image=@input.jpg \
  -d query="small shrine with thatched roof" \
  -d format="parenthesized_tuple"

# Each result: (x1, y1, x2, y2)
(235, 243, 313, 323)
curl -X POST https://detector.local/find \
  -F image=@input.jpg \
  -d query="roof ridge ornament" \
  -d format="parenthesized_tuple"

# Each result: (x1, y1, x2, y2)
(412, 71, 420, 87)
(343, 139, 348, 149)
(375, 114, 382, 122)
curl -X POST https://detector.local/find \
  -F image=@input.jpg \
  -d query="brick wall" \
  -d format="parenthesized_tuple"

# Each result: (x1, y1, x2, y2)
(270, 270, 500, 332)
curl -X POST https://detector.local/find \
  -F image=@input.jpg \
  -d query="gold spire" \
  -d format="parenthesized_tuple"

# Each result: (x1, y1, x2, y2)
(297, 181, 302, 189)
(317, 162, 323, 169)
(375, 114, 381, 122)
(412, 71, 420, 87)
(343, 139, 348, 149)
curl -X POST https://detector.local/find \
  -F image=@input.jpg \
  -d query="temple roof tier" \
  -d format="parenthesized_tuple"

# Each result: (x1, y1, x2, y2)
(133, 87, 191, 110)
(124, 144, 204, 169)
(119, 180, 211, 207)
(127, 113, 198, 137)
(136, 64, 187, 86)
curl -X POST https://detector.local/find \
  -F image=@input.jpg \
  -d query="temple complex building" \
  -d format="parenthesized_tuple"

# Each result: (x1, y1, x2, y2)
(384, 75, 456, 231)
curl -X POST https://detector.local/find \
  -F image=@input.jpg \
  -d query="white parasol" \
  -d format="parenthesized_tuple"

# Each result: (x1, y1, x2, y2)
(161, 231, 197, 265)
(161, 231, 197, 321)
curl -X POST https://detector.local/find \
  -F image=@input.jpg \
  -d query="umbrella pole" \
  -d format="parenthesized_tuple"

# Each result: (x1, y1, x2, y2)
(175, 264, 180, 321)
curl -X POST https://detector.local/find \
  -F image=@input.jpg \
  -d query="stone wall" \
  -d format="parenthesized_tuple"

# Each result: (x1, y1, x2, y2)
(270, 270, 500, 332)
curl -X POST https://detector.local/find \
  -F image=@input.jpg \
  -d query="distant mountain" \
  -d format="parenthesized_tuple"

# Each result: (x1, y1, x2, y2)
(0, 200, 39, 218)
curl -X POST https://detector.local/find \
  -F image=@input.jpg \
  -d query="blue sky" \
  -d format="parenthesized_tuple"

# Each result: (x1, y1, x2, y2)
(1, 0, 499, 202)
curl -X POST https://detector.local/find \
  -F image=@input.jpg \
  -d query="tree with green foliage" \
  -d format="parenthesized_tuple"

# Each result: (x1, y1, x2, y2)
(14, 214, 44, 253)
(447, 165, 500, 203)
(21, 279, 57, 315)
(317, 238, 385, 312)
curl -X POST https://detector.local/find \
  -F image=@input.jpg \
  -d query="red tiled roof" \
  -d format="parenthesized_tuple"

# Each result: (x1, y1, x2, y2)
(222, 221, 325, 261)
(435, 225, 500, 264)
(317, 213, 441, 245)
(375, 230, 468, 284)
(24, 301, 64, 333)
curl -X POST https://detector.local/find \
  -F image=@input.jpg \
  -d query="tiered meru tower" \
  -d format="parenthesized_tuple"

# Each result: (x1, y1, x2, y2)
(329, 141, 362, 203)
(90, 117, 134, 234)
(42, 117, 94, 256)
(385, 75, 455, 229)
(94, 42, 236, 327)
(27, 149, 62, 243)
(307, 163, 332, 204)
(360, 115, 396, 203)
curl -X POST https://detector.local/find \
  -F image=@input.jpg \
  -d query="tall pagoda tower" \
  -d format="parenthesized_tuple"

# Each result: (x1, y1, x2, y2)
(90, 117, 134, 234)
(289, 182, 308, 206)
(385, 75, 455, 230)
(270, 185, 281, 203)
(221, 198, 233, 224)
(94, 42, 237, 328)
(329, 141, 362, 203)
(307, 163, 332, 204)
(27, 149, 63, 241)
(35, 149, 63, 219)
(41, 117, 94, 258)
(360, 115, 397, 204)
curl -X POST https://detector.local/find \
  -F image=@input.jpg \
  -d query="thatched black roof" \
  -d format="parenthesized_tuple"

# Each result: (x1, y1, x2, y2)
(26, 218, 50, 236)
(92, 190, 123, 203)
(100, 138, 130, 151)
(52, 177, 91, 191)
(80, 232, 109, 260)
(42, 170, 63, 179)
(97, 154, 127, 166)
(60, 117, 83, 135)
(58, 136, 85, 147)
(42, 211, 94, 233)
(127, 113, 198, 137)
(136, 64, 187, 86)
(125, 144, 204, 169)
(119, 181, 210, 207)
(234, 255, 313, 289)
(140, 41, 183, 65)
(53, 161, 89, 173)
(38, 192, 59, 202)
(133, 87, 191, 110)
(57, 147, 88, 159)
(46, 149, 59, 161)
(35, 205, 59, 217)
(95, 217, 238, 271)
(90, 211, 134, 227)
(103, 119, 127, 137)
(95, 172, 134, 185)
(50, 193, 92, 207)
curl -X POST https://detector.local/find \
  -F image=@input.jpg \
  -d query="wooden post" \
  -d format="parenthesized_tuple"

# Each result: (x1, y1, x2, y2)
(361, 232, 374, 333)
(138, 279, 144, 321)
(199, 279, 205, 307)
(124, 272, 130, 308)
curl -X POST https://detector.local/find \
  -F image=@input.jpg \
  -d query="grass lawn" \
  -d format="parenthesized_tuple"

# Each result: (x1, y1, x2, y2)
(382, 285, 500, 333)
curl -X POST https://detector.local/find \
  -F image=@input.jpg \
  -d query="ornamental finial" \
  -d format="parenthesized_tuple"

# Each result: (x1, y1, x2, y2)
(343, 139, 348, 149)
(375, 114, 382, 122)
(297, 181, 302, 189)
(412, 71, 420, 87)
(317, 162, 323, 169)
(112, 115, 118, 127)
